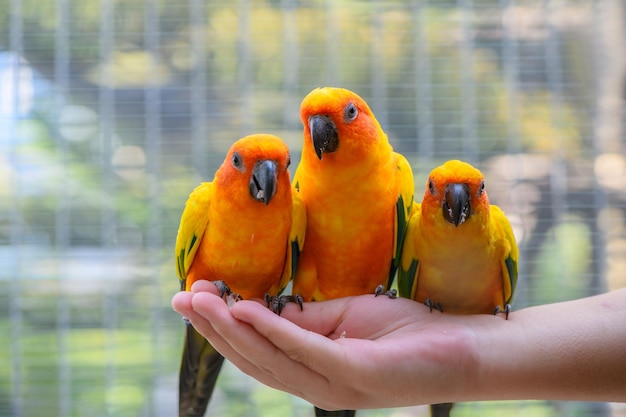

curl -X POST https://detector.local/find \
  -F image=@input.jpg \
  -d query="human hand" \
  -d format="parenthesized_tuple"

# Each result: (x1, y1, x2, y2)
(171, 281, 486, 410)
(173, 285, 626, 408)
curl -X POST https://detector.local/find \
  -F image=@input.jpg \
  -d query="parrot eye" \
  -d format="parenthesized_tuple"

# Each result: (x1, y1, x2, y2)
(286, 155, 291, 169)
(344, 102, 358, 122)
(428, 179, 436, 195)
(232, 152, 243, 170)
(478, 180, 485, 195)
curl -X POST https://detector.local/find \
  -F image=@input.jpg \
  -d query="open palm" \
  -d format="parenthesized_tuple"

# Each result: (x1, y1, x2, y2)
(172, 280, 483, 410)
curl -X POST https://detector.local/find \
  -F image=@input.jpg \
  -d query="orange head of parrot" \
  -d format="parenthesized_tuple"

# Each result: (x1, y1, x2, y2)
(299, 87, 385, 160)
(423, 160, 490, 227)
(215, 134, 291, 206)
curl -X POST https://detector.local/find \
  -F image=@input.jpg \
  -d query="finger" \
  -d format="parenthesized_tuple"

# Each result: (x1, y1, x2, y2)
(173, 290, 244, 363)
(189, 292, 328, 401)
(229, 300, 351, 380)
(185, 292, 270, 380)
(171, 290, 195, 317)
(246, 294, 415, 340)
(190, 279, 221, 294)
(269, 296, 355, 337)
(175, 291, 329, 402)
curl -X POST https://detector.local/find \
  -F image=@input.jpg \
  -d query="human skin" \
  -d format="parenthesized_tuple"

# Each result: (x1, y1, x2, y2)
(172, 282, 626, 411)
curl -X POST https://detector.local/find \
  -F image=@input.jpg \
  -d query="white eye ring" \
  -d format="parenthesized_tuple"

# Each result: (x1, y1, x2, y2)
(344, 102, 358, 122)
(479, 180, 485, 195)
(232, 152, 243, 170)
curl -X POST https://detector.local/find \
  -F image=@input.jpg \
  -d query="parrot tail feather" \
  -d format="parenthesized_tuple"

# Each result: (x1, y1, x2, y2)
(179, 325, 226, 417)
(314, 407, 356, 417)
(430, 402, 454, 417)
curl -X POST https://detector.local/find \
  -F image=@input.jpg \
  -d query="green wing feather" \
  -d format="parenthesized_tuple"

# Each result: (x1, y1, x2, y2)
(390, 152, 415, 287)
(398, 258, 419, 299)
(492, 205, 519, 305)
(175, 182, 213, 290)
(503, 256, 517, 305)
(398, 202, 421, 299)
(279, 188, 307, 294)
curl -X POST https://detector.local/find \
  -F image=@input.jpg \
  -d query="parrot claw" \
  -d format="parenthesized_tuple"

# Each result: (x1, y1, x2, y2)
(494, 304, 512, 320)
(213, 280, 242, 304)
(213, 280, 232, 299)
(425, 298, 444, 313)
(374, 285, 397, 299)
(265, 293, 304, 315)
(182, 316, 192, 326)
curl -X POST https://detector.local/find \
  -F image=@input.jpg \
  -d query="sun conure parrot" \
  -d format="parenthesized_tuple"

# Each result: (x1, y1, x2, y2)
(398, 159, 519, 417)
(175, 134, 306, 417)
(292, 87, 415, 417)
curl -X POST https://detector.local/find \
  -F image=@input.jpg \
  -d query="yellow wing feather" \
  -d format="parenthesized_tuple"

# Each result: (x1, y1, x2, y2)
(491, 205, 519, 305)
(398, 203, 421, 299)
(175, 182, 213, 289)
(392, 151, 416, 268)
(278, 188, 307, 293)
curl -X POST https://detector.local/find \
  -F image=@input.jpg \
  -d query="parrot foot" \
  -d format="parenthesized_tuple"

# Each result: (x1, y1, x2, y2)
(494, 304, 512, 320)
(265, 293, 304, 315)
(213, 280, 242, 303)
(424, 298, 444, 313)
(374, 285, 397, 299)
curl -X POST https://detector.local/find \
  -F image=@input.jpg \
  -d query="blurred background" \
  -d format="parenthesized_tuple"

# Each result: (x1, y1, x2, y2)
(1, 0, 625, 416)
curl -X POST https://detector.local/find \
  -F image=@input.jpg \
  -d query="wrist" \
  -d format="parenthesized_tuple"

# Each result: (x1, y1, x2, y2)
(472, 290, 626, 402)
(438, 312, 520, 403)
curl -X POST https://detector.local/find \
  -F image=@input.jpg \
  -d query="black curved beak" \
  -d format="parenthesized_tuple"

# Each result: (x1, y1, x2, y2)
(249, 160, 278, 205)
(309, 115, 338, 160)
(443, 183, 470, 227)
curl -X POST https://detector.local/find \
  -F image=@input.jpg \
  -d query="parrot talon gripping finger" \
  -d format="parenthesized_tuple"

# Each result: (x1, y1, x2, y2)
(182, 317, 192, 326)
(292, 294, 304, 311)
(213, 280, 232, 300)
(266, 293, 304, 315)
(225, 292, 243, 308)
(424, 298, 444, 313)
(374, 285, 397, 299)
(493, 304, 512, 320)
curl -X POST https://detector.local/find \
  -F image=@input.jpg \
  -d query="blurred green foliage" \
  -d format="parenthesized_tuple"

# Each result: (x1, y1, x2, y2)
(534, 215, 592, 304)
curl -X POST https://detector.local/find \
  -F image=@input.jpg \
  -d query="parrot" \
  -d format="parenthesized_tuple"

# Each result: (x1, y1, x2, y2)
(175, 133, 306, 417)
(398, 159, 519, 417)
(292, 87, 415, 417)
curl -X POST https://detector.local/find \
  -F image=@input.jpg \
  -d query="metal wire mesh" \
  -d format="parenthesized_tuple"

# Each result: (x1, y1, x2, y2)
(1, 1, 625, 416)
